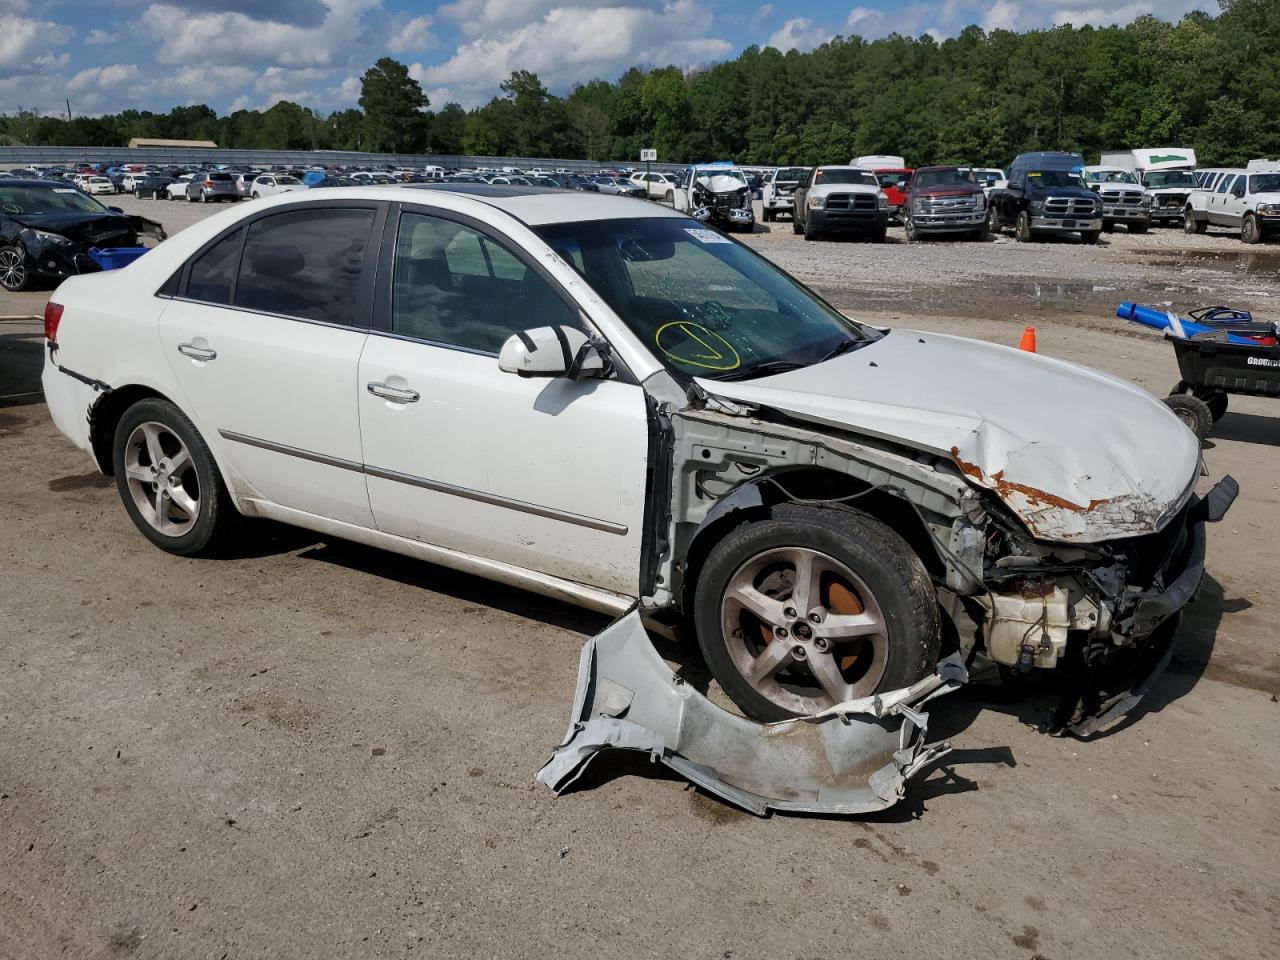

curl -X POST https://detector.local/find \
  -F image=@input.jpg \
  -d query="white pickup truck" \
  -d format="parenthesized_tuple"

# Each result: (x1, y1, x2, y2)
(759, 166, 810, 222)
(1183, 163, 1280, 244)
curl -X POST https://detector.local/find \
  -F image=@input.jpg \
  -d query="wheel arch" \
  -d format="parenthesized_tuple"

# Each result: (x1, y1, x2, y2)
(88, 384, 180, 475)
(677, 466, 947, 618)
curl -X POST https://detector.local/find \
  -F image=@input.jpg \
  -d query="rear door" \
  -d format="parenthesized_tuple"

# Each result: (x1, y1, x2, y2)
(356, 203, 648, 594)
(158, 202, 385, 526)
(1208, 175, 1235, 225)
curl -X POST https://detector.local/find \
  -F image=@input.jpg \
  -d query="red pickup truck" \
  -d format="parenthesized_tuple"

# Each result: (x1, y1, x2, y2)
(901, 166, 989, 241)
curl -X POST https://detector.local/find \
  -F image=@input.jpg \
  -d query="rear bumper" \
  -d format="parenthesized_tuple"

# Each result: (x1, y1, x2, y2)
(41, 349, 106, 468)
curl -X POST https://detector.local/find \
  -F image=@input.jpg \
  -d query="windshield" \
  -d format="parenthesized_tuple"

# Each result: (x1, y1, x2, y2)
(534, 217, 877, 381)
(876, 172, 908, 189)
(1025, 170, 1084, 188)
(914, 168, 976, 188)
(1083, 169, 1139, 185)
(0, 184, 110, 215)
(972, 170, 1003, 186)
(816, 169, 878, 187)
(1143, 171, 1196, 189)
(775, 167, 809, 182)
(278, 176, 301, 185)
(1250, 174, 1280, 193)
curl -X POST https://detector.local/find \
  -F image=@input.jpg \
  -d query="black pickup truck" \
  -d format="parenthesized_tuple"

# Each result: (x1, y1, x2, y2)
(988, 152, 1103, 243)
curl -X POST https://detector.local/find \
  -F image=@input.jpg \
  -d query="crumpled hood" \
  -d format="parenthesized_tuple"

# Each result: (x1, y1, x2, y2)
(697, 330, 1201, 542)
(10, 210, 165, 244)
(696, 174, 747, 194)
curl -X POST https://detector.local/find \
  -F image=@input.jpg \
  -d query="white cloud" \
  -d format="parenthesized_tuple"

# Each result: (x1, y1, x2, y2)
(0, 15, 73, 71)
(846, 6, 882, 31)
(419, 0, 730, 107)
(143, 0, 378, 67)
(387, 14, 435, 53)
(67, 63, 141, 93)
(84, 29, 119, 46)
(752, 3, 773, 24)
(766, 17, 832, 52)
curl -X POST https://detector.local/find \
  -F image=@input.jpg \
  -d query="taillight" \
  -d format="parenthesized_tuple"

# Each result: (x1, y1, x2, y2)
(204, 179, 215, 187)
(44, 300, 64, 343)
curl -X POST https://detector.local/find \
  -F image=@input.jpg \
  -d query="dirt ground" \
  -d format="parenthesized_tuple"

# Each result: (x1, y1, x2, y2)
(2, 197, 1278, 960)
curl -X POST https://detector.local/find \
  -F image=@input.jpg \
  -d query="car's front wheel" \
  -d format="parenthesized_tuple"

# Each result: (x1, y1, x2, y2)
(1242, 214, 1262, 245)
(1014, 211, 1034, 242)
(112, 398, 241, 556)
(693, 504, 940, 722)
(0, 244, 29, 292)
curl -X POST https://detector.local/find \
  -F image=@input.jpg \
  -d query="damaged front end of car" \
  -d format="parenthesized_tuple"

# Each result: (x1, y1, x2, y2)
(540, 351, 1236, 815)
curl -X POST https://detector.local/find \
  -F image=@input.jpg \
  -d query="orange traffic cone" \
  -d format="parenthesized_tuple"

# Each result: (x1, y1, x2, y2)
(1018, 325, 1037, 352)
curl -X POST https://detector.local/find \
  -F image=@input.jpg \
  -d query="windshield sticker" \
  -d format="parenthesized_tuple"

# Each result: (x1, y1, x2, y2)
(684, 228, 730, 245)
(655, 321, 741, 371)
(1026, 172, 1041, 178)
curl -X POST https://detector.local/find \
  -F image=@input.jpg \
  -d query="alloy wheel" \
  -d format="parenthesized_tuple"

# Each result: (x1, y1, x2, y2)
(720, 547, 888, 714)
(0, 246, 26, 291)
(123, 421, 200, 537)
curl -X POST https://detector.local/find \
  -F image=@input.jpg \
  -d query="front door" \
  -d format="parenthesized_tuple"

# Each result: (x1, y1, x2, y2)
(356, 206, 648, 595)
(158, 202, 383, 527)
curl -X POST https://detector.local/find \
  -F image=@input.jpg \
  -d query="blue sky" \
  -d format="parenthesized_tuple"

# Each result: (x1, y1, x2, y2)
(0, 0, 1217, 117)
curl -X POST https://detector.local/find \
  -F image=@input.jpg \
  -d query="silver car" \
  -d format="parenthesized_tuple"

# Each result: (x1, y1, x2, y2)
(592, 176, 646, 199)
(185, 171, 240, 203)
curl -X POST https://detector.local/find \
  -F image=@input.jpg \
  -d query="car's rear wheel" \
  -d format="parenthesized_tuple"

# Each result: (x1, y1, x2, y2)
(112, 398, 241, 556)
(693, 504, 939, 722)
(0, 244, 29, 292)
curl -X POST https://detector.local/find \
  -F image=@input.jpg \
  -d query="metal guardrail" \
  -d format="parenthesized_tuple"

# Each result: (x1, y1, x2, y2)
(0, 145, 687, 174)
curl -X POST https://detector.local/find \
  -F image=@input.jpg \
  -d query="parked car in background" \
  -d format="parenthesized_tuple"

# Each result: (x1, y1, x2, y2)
(988, 152, 1102, 243)
(165, 174, 197, 200)
(760, 166, 810, 222)
(853, 156, 912, 220)
(81, 176, 117, 196)
(791, 165, 888, 241)
(1183, 165, 1280, 243)
(186, 171, 240, 203)
(250, 174, 304, 199)
(629, 171, 678, 201)
(1078, 165, 1151, 233)
(592, 177, 645, 198)
(675, 161, 755, 232)
(971, 168, 1005, 195)
(133, 174, 175, 199)
(901, 166, 988, 241)
(1100, 148, 1197, 225)
(307, 176, 359, 188)
(0, 179, 164, 291)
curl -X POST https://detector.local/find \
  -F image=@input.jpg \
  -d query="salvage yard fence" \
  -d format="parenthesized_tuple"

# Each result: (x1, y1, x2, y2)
(0, 146, 686, 175)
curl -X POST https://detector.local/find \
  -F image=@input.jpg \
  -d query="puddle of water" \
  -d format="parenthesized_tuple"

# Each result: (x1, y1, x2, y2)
(1140, 249, 1280, 275)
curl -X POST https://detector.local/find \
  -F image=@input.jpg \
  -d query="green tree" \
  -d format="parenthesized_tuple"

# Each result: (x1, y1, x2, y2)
(359, 57, 430, 153)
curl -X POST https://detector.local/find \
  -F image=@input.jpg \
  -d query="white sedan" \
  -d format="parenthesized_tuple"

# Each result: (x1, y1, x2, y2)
(40, 185, 1227, 734)
(82, 176, 117, 195)
(250, 174, 304, 198)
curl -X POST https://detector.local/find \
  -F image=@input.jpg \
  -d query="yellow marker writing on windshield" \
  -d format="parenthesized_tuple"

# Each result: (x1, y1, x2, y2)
(655, 321, 741, 371)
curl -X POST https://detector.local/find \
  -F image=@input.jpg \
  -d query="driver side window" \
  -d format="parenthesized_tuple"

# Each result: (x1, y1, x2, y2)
(391, 211, 579, 354)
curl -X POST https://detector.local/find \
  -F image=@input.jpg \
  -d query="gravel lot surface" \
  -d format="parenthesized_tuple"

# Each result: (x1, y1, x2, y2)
(2, 193, 1278, 960)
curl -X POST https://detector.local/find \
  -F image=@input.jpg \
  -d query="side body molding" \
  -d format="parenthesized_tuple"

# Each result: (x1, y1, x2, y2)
(537, 610, 967, 816)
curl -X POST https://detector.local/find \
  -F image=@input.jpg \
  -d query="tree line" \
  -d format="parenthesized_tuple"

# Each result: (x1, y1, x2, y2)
(2, 0, 1277, 167)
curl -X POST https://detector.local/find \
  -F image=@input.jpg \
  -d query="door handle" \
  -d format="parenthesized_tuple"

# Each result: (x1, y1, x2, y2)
(178, 342, 217, 361)
(367, 382, 420, 403)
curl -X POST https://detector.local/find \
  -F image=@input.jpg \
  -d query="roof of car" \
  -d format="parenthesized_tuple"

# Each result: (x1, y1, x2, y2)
(396, 183, 686, 225)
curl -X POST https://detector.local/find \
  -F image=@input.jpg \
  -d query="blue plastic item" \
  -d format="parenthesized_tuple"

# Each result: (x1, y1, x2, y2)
(1116, 302, 1260, 345)
(87, 246, 149, 271)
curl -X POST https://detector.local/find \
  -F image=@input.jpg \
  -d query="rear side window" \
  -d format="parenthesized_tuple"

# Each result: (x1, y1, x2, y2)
(233, 207, 375, 326)
(209, 173, 232, 181)
(1216, 176, 1235, 194)
(185, 228, 243, 304)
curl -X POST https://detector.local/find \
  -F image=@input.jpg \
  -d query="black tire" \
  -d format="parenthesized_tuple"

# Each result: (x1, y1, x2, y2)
(1081, 229, 1101, 244)
(1101, 222, 1115, 233)
(1196, 389, 1229, 422)
(1242, 214, 1262, 245)
(792, 212, 803, 235)
(112, 398, 242, 557)
(904, 216, 919, 242)
(763, 209, 773, 222)
(1163, 394, 1212, 441)
(693, 503, 940, 722)
(0, 243, 30, 292)
(871, 225, 887, 243)
(1015, 210, 1034, 242)
(803, 217, 818, 241)
(1131, 221, 1149, 234)
(973, 220, 990, 241)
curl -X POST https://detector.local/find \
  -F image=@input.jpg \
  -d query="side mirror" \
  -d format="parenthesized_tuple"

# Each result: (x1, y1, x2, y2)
(108, 206, 123, 213)
(498, 326, 610, 379)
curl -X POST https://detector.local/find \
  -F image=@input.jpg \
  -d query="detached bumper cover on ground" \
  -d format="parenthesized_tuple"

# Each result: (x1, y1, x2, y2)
(538, 611, 967, 816)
